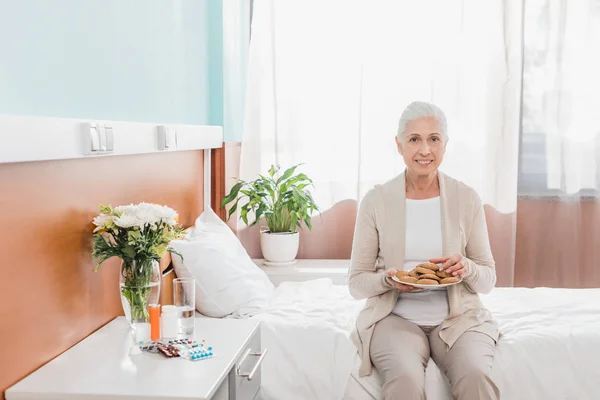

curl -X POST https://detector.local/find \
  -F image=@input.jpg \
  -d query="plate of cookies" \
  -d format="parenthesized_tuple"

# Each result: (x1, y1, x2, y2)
(391, 262, 462, 290)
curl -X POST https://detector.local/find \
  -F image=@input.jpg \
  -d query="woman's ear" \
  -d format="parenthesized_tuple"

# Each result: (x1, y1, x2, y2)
(395, 136, 404, 155)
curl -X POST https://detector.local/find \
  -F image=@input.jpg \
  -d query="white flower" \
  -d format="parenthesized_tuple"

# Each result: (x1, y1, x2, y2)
(114, 204, 137, 215)
(135, 203, 161, 227)
(113, 213, 142, 229)
(155, 204, 178, 226)
(110, 202, 179, 230)
(92, 213, 113, 232)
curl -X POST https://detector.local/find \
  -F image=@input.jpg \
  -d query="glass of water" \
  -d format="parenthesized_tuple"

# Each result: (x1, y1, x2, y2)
(173, 278, 195, 339)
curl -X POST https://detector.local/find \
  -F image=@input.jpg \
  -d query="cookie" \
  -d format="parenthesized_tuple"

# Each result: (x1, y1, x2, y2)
(417, 262, 440, 272)
(419, 273, 441, 281)
(416, 279, 439, 285)
(440, 277, 460, 284)
(436, 270, 452, 278)
(415, 266, 436, 275)
(398, 276, 418, 284)
(395, 270, 409, 279)
(408, 270, 420, 278)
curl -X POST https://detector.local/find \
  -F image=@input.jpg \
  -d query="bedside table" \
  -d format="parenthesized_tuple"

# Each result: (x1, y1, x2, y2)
(6, 317, 264, 400)
(253, 259, 350, 286)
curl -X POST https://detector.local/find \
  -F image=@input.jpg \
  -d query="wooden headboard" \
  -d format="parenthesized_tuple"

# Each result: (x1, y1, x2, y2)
(0, 147, 226, 399)
(159, 253, 176, 306)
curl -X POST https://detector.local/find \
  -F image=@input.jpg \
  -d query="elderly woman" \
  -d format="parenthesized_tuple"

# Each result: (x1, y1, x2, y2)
(349, 101, 499, 400)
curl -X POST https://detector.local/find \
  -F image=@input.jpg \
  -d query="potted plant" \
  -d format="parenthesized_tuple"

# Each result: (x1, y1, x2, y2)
(221, 164, 319, 265)
(91, 203, 185, 328)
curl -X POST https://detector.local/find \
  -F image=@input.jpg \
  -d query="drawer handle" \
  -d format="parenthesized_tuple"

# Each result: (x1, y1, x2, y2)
(236, 348, 268, 381)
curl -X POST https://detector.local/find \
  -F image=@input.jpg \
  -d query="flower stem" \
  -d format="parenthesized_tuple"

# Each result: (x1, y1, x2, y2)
(121, 258, 154, 323)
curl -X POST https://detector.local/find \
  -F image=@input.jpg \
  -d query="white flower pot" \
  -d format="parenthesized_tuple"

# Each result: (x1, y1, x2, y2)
(260, 231, 300, 263)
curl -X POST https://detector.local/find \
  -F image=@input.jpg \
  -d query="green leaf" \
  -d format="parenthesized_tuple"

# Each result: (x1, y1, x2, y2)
(167, 248, 184, 262)
(258, 174, 272, 183)
(265, 184, 275, 199)
(277, 165, 299, 185)
(281, 173, 310, 192)
(290, 212, 298, 232)
(304, 216, 312, 230)
(268, 165, 278, 177)
(127, 230, 142, 245)
(220, 164, 319, 233)
(221, 181, 245, 206)
(227, 199, 240, 219)
(122, 244, 136, 259)
(240, 207, 249, 226)
(254, 204, 266, 225)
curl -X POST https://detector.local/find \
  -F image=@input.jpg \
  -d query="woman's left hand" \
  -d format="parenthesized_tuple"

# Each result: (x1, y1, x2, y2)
(429, 254, 469, 279)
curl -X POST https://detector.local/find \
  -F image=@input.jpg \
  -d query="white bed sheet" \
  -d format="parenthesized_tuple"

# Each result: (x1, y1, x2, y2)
(245, 279, 600, 400)
(250, 279, 364, 400)
(347, 287, 600, 400)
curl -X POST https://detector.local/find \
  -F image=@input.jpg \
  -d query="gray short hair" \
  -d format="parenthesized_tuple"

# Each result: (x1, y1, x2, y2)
(397, 101, 448, 142)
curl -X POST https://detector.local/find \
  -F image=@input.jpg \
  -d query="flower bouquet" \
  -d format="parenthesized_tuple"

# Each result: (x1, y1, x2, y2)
(92, 203, 185, 326)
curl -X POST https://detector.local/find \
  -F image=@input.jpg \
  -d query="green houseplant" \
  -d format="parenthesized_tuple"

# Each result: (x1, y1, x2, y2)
(221, 164, 319, 264)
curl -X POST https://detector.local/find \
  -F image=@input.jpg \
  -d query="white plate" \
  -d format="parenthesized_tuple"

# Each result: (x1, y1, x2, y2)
(262, 259, 298, 267)
(391, 275, 462, 290)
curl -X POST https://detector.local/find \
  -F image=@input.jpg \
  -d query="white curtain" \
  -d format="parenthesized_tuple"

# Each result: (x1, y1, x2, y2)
(521, 0, 600, 195)
(239, 0, 600, 288)
(240, 0, 523, 214)
(514, 0, 600, 289)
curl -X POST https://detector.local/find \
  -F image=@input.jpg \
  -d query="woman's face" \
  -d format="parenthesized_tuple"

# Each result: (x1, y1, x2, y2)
(396, 116, 446, 176)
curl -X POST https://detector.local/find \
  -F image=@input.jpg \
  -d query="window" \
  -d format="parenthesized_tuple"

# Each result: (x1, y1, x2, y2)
(519, 0, 600, 197)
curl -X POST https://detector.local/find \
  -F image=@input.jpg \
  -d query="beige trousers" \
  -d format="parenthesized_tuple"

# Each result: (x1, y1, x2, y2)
(370, 313, 499, 400)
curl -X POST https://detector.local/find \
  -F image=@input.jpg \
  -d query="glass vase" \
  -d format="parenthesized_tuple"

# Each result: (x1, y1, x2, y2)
(119, 258, 161, 327)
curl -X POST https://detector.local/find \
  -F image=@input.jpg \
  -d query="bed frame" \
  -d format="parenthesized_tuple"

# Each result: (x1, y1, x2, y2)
(158, 142, 227, 305)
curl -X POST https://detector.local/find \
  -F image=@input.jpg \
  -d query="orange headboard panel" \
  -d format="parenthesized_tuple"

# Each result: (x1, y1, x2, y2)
(0, 150, 205, 399)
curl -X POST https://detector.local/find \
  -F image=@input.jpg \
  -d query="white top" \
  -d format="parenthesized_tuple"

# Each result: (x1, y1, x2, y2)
(391, 196, 449, 326)
(6, 317, 260, 400)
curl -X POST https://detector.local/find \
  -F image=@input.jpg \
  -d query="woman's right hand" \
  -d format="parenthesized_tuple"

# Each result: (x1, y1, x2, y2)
(385, 268, 422, 292)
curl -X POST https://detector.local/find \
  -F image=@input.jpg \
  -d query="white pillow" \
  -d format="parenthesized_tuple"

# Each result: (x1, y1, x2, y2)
(170, 207, 274, 318)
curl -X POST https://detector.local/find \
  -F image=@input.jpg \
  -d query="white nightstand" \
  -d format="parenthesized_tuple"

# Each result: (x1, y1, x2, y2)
(7, 317, 264, 400)
(253, 259, 350, 286)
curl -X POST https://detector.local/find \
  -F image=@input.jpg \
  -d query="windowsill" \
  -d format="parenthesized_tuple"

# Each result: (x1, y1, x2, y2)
(252, 259, 350, 286)
(517, 193, 599, 201)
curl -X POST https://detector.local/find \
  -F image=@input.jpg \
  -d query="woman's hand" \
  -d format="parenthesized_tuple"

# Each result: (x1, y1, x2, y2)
(385, 268, 422, 292)
(430, 254, 469, 279)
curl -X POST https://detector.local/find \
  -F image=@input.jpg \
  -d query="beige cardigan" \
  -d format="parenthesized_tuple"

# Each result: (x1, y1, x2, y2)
(349, 171, 499, 377)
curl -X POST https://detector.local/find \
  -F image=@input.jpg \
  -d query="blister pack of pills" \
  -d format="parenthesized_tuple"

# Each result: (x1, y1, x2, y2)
(140, 338, 215, 361)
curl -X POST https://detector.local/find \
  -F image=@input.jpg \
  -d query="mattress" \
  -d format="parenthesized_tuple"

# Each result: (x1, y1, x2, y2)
(242, 279, 600, 400)
(346, 287, 600, 400)
(249, 279, 365, 400)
